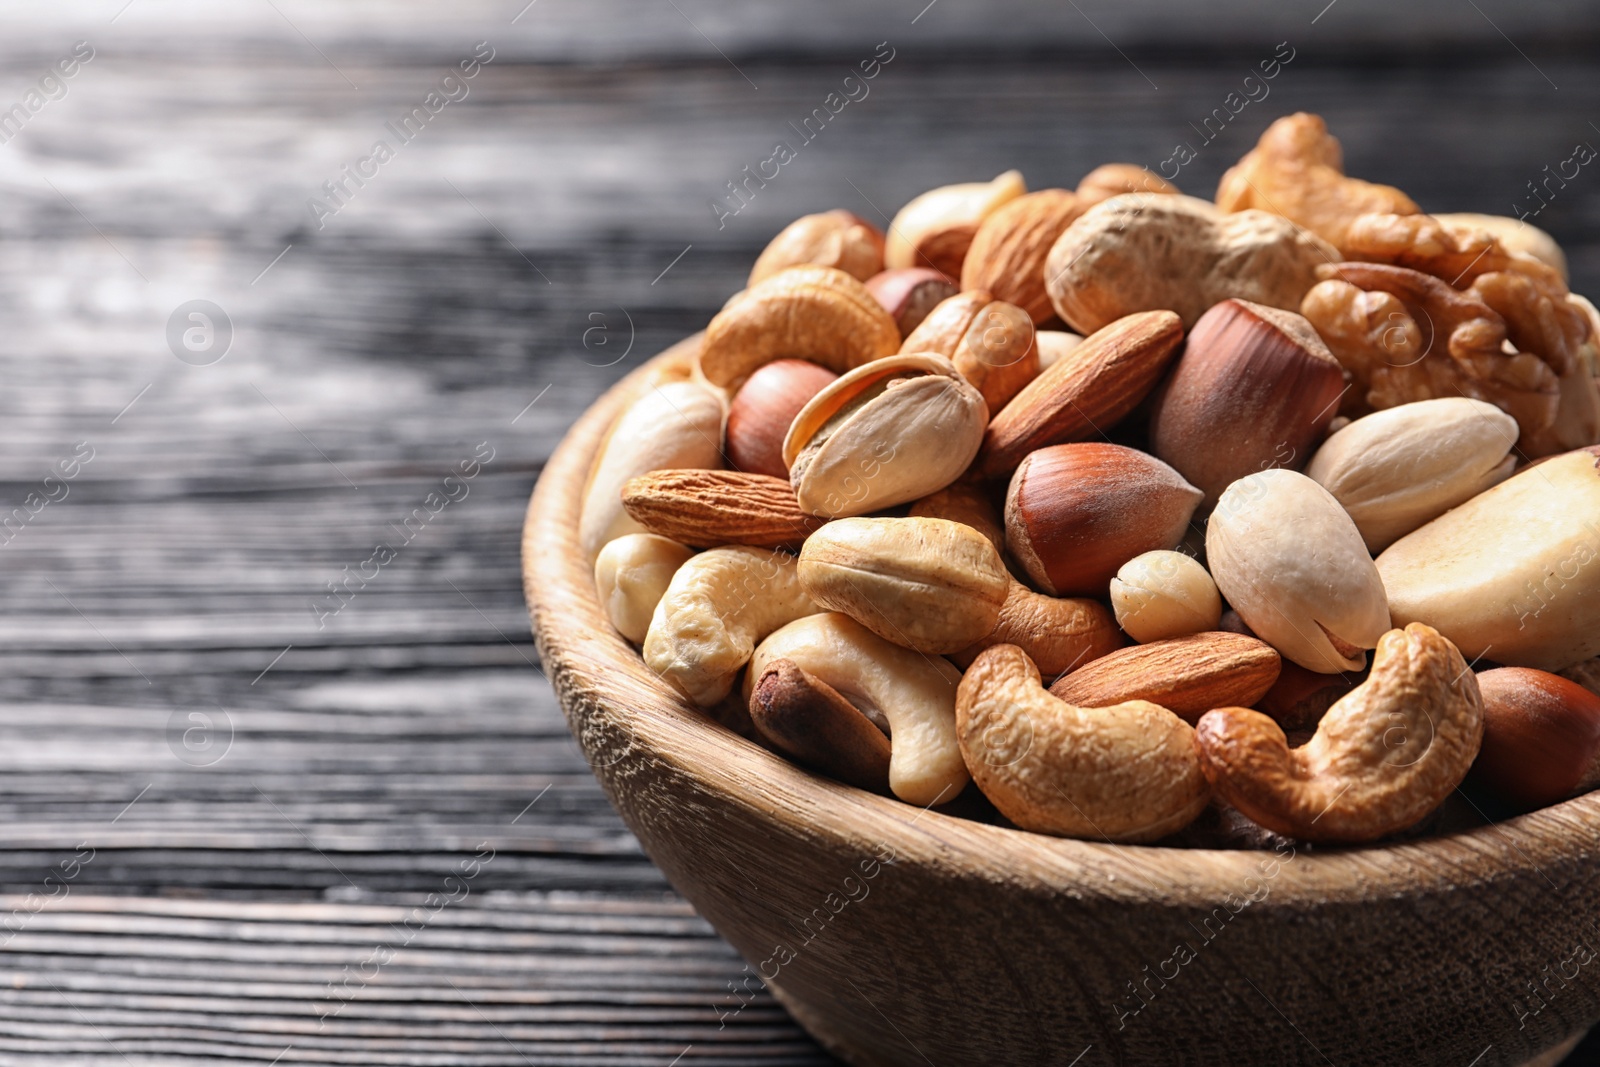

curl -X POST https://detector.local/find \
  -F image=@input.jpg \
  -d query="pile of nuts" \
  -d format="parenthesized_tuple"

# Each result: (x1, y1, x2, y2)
(582, 112, 1600, 847)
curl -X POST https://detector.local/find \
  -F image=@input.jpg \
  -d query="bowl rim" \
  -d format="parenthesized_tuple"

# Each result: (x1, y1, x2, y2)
(524, 335, 1600, 908)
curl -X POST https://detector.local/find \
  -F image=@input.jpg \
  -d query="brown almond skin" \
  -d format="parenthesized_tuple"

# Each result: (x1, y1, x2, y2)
(864, 268, 960, 337)
(1006, 443, 1203, 597)
(961, 189, 1085, 324)
(726, 359, 838, 478)
(981, 310, 1184, 478)
(1149, 298, 1346, 505)
(1255, 659, 1360, 733)
(750, 659, 892, 793)
(1048, 631, 1281, 724)
(621, 470, 820, 549)
(1470, 667, 1600, 811)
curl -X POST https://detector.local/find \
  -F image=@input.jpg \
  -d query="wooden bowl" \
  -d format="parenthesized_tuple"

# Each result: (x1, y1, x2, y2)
(524, 338, 1600, 1067)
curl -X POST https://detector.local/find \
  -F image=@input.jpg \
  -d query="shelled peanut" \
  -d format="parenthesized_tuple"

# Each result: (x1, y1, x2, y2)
(580, 110, 1600, 848)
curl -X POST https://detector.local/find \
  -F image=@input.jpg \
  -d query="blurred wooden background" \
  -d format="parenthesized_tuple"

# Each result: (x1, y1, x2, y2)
(0, 1, 1594, 1062)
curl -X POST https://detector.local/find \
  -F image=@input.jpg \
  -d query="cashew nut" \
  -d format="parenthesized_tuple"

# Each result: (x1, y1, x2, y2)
(1214, 112, 1420, 254)
(699, 265, 900, 388)
(797, 516, 1009, 655)
(643, 547, 819, 707)
(748, 210, 884, 287)
(747, 613, 967, 807)
(955, 644, 1209, 842)
(594, 533, 694, 645)
(1194, 623, 1485, 843)
(579, 380, 725, 561)
(951, 579, 1123, 678)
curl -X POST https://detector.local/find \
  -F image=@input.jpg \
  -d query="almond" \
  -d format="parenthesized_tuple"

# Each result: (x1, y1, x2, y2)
(1048, 631, 1281, 723)
(980, 310, 1183, 477)
(961, 189, 1085, 324)
(621, 470, 820, 549)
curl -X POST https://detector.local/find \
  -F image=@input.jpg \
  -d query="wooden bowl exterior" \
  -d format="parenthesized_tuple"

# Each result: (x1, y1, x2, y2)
(524, 340, 1600, 1067)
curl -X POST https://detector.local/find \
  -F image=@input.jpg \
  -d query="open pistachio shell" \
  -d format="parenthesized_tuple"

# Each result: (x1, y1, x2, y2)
(782, 353, 987, 518)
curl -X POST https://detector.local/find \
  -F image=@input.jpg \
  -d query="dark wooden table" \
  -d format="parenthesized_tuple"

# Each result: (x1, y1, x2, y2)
(0, 2, 1596, 1062)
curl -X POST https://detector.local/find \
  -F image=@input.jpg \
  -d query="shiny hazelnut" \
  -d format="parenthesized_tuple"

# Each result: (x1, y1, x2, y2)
(865, 268, 960, 337)
(1005, 443, 1202, 597)
(726, 359, 838, 478)
(1149, 298, 1345, 505)
(1470, 667, 1600, 811)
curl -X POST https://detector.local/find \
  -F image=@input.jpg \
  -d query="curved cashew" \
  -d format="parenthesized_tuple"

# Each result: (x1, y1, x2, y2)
(579, 380, 725, 561)
(1214, 113, 1420, 254)
(699, 265, 900, 388)
(747, 613, 967, 807)
(643, 547, 818, 707)
(955, 644, 1209, 842)
(1195, 623, 1485, 843)
(594, 534, 695, 645)
(908, 480, 1005, 552)
(951, 579, 1123, 678)
(748, 210, 884, 287)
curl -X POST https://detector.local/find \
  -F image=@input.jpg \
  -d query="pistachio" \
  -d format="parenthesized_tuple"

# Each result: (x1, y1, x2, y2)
(1207, 469, 1390, 673)
(797, 516, 1010, 654)
(783, 353, 988, 518)
(1306, 397, 1519, 553)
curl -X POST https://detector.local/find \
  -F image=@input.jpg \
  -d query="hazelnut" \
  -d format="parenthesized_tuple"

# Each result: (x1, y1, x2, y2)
(1149, 298, 1345, 505)
(749, 210, 885, 287)
(1470, 667, 1600, 811)
(886, 170, 1026, 277)
(865, 268, 960, 337)
(1005, 443, 1203, 597)
(726, 359, 838, 478)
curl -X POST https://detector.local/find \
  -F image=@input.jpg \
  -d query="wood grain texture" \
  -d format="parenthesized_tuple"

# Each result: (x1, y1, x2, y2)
(0, 0, 1597, 1060)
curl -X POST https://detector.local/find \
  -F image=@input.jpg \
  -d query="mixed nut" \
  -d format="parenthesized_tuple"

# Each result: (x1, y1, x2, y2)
(581, 111, 1600, 848)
